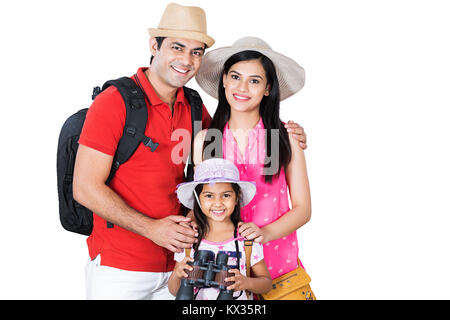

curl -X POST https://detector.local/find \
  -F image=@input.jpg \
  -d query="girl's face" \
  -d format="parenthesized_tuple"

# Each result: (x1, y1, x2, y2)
(199, 182, 238, 223)
(222, 59, 270, 114)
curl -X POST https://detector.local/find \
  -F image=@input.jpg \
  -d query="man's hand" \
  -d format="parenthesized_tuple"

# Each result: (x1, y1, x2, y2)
(181, 210, 199, 233)
(285, 120, 307, 150)
(149, 215, 198, 253)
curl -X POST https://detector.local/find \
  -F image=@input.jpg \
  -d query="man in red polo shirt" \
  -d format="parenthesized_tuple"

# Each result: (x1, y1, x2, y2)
(73, 3, 307, 300)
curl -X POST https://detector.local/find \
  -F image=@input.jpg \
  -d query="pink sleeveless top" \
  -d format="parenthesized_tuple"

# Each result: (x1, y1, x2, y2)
(222, 118, 303, 279)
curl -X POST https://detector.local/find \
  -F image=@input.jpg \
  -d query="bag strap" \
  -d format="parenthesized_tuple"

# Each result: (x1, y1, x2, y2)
(182, 86, 203, 217)
(185, 247, 192, 259)
(244, 240, 253, 298)
(183, 86, 203, 183)
(244, 240, 253, 278)
(203, 128, 223, 160)
(101, 77, 158, 185)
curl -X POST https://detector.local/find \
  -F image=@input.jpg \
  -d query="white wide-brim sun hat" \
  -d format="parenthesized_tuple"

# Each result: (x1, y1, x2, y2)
(195, 37, 305, 101)
(176, 158, 256, 210)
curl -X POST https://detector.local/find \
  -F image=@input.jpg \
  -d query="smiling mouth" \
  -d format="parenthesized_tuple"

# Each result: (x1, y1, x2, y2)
(233, 94, 251, 101)
(171, 65, 190, 75)
(211, 209, 226, 216)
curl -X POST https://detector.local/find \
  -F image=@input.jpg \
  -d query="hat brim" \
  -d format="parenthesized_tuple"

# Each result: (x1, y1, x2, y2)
(195, 45, 305, 101)
(176, 178, 256, 210)
(148, 28, 215, 48)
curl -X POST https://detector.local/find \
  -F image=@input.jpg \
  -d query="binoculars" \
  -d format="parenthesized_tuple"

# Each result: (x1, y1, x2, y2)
(176, 250, 235, 300)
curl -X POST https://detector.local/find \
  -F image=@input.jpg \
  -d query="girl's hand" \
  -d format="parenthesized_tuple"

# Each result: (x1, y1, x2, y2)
(238, 222, 265, 243)
(225, 269, 250, 291)
(174, 256, 194, 279)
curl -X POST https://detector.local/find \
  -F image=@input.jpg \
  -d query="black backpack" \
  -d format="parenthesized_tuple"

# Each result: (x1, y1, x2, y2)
(57, 76, 203, 235)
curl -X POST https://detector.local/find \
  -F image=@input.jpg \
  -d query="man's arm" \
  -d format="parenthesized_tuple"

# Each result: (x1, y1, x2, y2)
(285, 120, 307, 149)
(72, 144, 197, 253)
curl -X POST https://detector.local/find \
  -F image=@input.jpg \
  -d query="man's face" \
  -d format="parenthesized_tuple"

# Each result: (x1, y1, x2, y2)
(150, 37, 205, 89)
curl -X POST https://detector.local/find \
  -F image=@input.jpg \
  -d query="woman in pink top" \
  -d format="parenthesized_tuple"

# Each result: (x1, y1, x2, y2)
(193, 37, 311, 280)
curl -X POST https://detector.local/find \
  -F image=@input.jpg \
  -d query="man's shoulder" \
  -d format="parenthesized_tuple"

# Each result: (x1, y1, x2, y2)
(83, 82, 128, 130)
(95, 84, 124, 105)
(88, 84, 127, 116)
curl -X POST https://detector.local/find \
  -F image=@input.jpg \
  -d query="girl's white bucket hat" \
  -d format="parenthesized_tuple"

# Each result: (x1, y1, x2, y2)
(176, 158, 256, 210)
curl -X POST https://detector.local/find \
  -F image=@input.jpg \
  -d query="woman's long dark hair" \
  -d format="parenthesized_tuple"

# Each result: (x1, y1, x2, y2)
(203, 50, 291, 183)
(192, 183, 242, 252)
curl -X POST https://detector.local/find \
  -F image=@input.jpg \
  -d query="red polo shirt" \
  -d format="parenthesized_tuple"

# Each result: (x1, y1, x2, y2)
(78, 67, 211, 272)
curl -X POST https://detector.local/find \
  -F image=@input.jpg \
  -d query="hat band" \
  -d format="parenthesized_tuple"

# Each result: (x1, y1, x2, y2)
(195, 167, 238, 181)
(193, 176, 240, 184)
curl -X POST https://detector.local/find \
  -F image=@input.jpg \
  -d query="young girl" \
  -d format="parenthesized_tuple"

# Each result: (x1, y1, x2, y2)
(193, 37, 312, 283)
(168, 158, 272, 300)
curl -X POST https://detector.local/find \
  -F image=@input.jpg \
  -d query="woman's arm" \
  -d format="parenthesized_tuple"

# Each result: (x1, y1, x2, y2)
(260, 131, 312, 243)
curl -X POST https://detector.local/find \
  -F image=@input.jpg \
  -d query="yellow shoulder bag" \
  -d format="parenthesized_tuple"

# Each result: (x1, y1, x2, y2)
(244, 241, 316, 300)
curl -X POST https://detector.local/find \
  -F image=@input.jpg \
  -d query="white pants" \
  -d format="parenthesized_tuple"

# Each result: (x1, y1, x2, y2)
(85, 255, 175, 300)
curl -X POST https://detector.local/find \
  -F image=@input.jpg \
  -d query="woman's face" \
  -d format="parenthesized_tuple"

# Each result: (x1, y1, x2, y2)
(222, 59, 270, 114)
(199, 182, 238, 223)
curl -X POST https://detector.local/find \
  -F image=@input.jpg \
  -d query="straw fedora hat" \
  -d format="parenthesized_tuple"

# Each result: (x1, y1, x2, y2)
(148, 3, 215, 48)
(196, 37, 305, 101)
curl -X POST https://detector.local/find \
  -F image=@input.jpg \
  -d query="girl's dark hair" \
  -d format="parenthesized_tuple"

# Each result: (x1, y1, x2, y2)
(192, 183, 242, 252)
(203, 50, 291, 183)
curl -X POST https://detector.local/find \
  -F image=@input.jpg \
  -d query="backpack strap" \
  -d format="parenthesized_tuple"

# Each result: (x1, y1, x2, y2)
(183, 86, 203, 183)
(182, 86, 203, 217)
(203, 128, 223, 160)
(101, 77, 158, 185)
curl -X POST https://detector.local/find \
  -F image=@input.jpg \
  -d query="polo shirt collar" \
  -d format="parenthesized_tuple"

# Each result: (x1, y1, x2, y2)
(135, 67, 187, 107)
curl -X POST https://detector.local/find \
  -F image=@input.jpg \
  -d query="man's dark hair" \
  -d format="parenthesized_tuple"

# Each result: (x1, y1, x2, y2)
(149, 37, 207, 65)
(149, 37, 166, 65)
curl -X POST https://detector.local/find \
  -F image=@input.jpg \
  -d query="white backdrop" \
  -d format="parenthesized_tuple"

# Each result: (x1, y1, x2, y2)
(1, 0, 449, 299)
